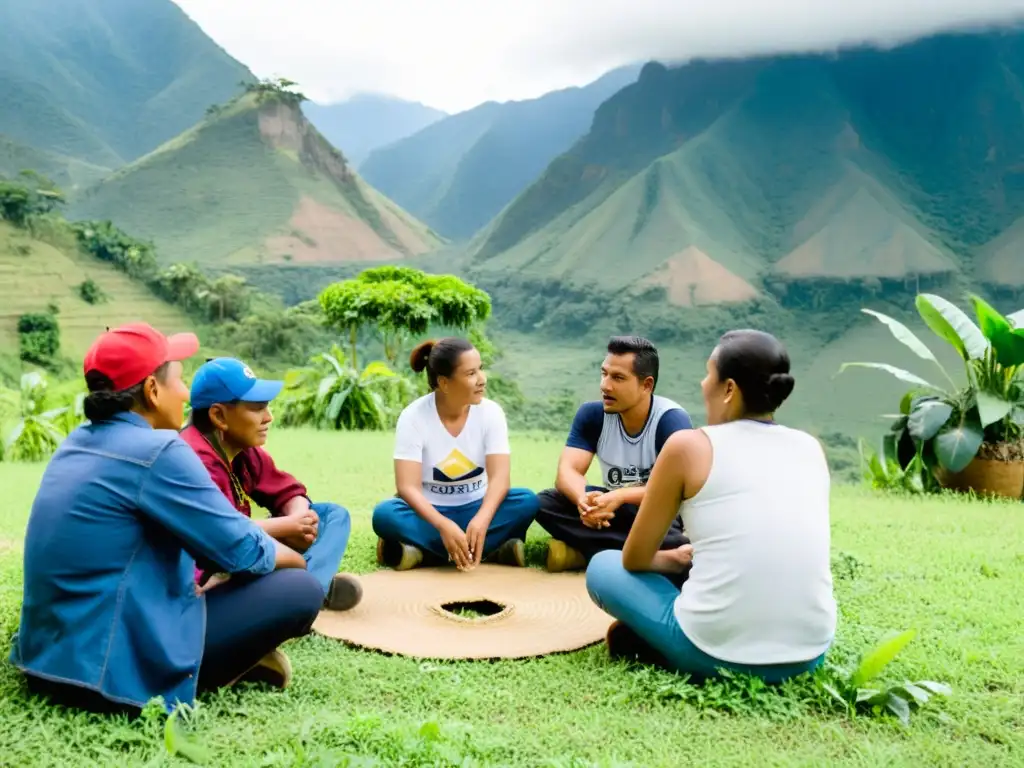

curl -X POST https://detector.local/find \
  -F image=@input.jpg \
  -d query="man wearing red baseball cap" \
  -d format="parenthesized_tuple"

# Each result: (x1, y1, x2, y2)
(10, 322, 324, 716)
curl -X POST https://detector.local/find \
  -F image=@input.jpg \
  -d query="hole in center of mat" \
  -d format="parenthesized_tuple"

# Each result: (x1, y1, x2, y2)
(440, 599, 505, 620)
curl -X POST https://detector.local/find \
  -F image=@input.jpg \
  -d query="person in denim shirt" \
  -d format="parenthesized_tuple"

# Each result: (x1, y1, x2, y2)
(9, 323, 323, 716)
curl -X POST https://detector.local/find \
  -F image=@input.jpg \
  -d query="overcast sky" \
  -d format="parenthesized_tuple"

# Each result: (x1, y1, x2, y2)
(173, 0, 1024, 113)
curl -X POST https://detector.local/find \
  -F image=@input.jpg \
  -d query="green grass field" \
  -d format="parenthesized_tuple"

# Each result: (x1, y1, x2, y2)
(0, 430, 1021, 767)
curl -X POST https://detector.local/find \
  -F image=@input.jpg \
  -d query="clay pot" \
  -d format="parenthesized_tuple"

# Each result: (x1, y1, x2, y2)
(935, 451, 1024, 500)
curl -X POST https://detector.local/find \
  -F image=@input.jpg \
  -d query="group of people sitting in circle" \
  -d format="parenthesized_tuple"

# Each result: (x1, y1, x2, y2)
(9, 322, 836, 717)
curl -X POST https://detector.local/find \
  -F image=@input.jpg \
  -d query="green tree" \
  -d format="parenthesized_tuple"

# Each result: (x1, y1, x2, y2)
(0, 170, 65, 226)
(197, 274, 252, 322)
(318, 266, 492, 368)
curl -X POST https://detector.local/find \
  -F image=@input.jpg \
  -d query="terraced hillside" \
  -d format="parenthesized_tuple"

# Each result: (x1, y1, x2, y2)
(0, 222, 193, 358)
(70, 92, 444, 267)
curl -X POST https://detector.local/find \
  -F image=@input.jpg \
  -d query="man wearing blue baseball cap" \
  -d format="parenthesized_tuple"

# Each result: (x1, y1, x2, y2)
(180, 357, 361, 613)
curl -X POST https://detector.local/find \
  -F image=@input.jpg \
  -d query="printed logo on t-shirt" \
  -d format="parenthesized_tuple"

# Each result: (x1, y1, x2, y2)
(606, 464, 650, 488)
(430, 448, 484, 496)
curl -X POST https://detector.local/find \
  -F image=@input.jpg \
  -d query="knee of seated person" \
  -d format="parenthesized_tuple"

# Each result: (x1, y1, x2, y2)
(584, 550, 625, 591)
(371, 498, 403, 536)
(312, 502, 349, 525)
(507, 487, 540, 513)
(273, 569, 325, 620)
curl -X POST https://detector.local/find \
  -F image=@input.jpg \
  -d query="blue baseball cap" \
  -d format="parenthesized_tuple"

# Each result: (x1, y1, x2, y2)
(190, 357, 284, 409)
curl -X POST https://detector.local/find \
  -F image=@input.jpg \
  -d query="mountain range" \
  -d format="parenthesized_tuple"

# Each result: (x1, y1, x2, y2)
(303, 94, 447, 167)
(4, 0, 1024, 439)
(469, 32, 1024, 306)
(360, 65, 642, 240)
(0, 0, 252, 180)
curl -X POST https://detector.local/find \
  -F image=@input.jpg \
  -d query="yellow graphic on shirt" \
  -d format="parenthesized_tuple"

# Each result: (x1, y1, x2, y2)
(434, 448, 480, 482)
(430, 448, 485, 496)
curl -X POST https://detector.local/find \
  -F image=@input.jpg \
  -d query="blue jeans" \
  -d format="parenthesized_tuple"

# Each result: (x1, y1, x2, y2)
(586, 550, 826, 683)
(303, 502, 352, 593)
(372, 488, 538, 560)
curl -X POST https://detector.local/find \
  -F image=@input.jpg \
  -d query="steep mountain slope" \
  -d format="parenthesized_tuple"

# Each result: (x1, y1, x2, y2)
(471, 30, 1024, 306)
(70, 92, 444, 267)
(0, 138, 110, 192)
(0, 0, 253, 168)
(360, 65, 642, 240)
(0, 222, 193, 357)
(303, 94, 447, 167)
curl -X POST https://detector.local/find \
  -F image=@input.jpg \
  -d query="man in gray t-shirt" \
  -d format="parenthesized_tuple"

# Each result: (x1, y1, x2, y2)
(537, 336, 692, 572)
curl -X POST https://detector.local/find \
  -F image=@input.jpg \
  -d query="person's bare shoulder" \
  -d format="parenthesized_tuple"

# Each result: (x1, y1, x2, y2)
(661, 427, 711, 462)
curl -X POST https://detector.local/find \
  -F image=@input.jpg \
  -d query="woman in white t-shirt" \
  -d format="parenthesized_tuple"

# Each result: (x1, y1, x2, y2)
(372, 337, 539, 571)
(586, 329, 837, 683)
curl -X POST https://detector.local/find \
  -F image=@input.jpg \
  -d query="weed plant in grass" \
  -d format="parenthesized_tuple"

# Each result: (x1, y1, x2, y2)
(0, 430, 1021, 766)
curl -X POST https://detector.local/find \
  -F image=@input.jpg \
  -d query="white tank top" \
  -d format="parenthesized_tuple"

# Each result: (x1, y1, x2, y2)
(673, 420, 837, 664)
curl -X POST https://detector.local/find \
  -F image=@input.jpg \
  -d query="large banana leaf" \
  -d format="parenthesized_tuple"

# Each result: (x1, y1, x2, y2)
(934, 411, 984, 473)
(970, 294, 1024, 367)
(916, 294, 988, 361)
(837, 363, 939, 390)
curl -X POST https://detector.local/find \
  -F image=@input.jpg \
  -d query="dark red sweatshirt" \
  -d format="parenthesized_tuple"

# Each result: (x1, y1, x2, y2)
(179, 425, 308, 517)
(180, 425, 308, 584)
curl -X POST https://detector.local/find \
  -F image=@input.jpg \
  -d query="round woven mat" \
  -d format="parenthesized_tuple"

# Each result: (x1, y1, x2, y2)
(313, 564, 614, 659)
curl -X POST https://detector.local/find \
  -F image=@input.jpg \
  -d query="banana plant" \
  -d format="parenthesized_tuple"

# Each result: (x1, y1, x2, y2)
(2, 372, 82, 462)
(838, 293, 1024, 478)
(275, 345, 418, 431)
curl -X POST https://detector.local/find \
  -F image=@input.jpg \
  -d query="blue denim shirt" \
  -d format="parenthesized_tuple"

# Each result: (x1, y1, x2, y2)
(9, 412, 277, 712)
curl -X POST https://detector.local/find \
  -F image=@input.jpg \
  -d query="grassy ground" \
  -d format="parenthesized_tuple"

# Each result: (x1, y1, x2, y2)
(0, 429, 1021, 767)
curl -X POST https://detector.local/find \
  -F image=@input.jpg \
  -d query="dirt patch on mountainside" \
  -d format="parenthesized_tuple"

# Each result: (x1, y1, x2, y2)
(643, 246, 759, 306)
(777, 227, 952, 279)
(265, 197, 405, 262)
(258, 101, 352, 184)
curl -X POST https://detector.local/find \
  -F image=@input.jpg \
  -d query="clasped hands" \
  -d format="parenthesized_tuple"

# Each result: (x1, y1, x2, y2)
(439, 513, 490, 571)
(576, 488, 624, 529)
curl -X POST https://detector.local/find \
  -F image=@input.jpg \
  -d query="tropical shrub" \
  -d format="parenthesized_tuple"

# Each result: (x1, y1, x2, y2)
(820, 629, 951, 726)
(17, 311, 60, 365)
(77, 277, 108, 305)
(2, 372, 84, 462)
(840, 293, 1024, 484)
(275, 345, 418, 431)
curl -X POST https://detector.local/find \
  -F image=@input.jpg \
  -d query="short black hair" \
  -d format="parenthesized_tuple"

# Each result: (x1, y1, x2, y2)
(714, 329, 795, 414)
(83, 363, 170, 422)
(607, 335, 659, 389)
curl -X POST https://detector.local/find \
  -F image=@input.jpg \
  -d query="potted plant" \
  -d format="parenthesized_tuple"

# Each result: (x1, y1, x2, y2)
(839, 292, 1024, 499)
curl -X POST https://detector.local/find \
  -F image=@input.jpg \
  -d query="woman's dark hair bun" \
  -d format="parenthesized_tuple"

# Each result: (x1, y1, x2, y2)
(409, 340, 435, 373)
(766, 372, 795, 409)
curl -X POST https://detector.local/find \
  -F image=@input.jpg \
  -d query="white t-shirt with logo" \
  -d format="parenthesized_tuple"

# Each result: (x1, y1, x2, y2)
(392, 392, 510, 508)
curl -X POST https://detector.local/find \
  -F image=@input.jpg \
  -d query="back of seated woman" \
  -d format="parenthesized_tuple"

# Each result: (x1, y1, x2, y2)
(10, 323, 324, 716)
(586, 329, 836, 683)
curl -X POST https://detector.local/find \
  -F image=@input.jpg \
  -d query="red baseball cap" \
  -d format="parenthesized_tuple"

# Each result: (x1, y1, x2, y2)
(83, 322, 200, 391)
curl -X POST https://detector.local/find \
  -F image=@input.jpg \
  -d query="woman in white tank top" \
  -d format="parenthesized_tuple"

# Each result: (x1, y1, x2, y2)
(585, 329, 836, 682)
